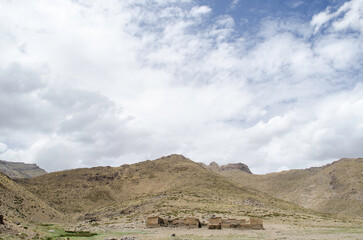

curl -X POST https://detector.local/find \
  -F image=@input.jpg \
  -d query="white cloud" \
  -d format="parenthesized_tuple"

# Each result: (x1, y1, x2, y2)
(289, 1, 304, 9)
(229, 0, 240, 10)
(311, 0, 363, 34)
(0, 143, 7, 153)
(190, 6, 211, 17)
(277, 165, 290, 172)
(0, 0, 362, 173)
(311, 9, 333, 34)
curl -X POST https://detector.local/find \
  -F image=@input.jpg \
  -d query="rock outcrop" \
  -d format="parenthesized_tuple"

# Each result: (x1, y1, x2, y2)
(220, 163, 252, 174)
(202, 161, 252, 174)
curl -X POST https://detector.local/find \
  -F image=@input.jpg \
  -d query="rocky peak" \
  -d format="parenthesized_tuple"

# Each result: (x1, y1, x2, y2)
(202, 161, 252, 174)
(219, 163, 252, 174)
(209, 161, 219, 168)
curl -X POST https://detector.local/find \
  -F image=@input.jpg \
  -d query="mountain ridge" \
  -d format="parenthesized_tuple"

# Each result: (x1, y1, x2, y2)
(214, 158, 363, 220)
(6, 154, 362, 225)
(0, 159, 47, 179)
(17, 154, 318, 222)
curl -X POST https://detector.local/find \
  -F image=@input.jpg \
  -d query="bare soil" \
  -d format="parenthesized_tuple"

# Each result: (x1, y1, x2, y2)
(58, 218, 363, 240)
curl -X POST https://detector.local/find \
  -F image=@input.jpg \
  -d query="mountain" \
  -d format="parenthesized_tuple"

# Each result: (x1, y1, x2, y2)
(215, 158, 363, 220)
(18, 154, 318, 222)
(0, 172, 64, 224)
(0, 160, 47, 179)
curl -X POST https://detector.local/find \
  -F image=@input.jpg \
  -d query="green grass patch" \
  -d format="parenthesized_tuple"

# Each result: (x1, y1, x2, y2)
(59, 230, 97, 237)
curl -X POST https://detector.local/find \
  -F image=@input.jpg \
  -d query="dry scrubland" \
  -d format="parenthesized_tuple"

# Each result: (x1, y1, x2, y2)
(0, 155, 362, 239)
(214, 158, 363, 219)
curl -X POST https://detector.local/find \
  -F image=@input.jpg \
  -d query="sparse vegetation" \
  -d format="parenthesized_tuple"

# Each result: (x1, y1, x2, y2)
(214, 157, 363, 220)
(0, 155, 362, 239)
(59, 230, 97, 237)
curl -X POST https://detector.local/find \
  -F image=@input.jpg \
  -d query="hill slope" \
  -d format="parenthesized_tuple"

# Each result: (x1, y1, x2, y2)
(0, 160, 47, 178)
(216, 158, 363, 219)
(18, 155, 319, 222)
(0, 172, 64, 224)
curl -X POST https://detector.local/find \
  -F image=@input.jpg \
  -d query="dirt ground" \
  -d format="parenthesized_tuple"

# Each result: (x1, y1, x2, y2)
(4, 217, 361, 240)
(69, 220, 363, 240)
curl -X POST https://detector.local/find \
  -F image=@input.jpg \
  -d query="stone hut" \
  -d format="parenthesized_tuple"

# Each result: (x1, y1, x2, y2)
(201, 220, 208, 227)
(165, 218, 201, 228)
(208, 217, 222, 229)
(145, 216, 263, 230)
(208, 216, 263, 230)
(163, 218, 174, 227)
(221, 218, 245, 228)
(170, 218, 185, 227)
(146, 217, 164, 228)
(248, 217, 263, 230)
(185, 217, 201, 228)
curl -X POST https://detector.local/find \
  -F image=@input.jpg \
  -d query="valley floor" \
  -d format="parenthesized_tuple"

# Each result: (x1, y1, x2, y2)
(25, 220, 363, 240)
(86, 225, 363, 240)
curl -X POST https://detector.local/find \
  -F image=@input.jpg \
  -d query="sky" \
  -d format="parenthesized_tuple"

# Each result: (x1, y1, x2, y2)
(0, 0, 362, 174)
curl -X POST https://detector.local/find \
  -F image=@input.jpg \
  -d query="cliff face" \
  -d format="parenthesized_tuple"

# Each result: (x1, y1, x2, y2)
(0, 160, 47, 178)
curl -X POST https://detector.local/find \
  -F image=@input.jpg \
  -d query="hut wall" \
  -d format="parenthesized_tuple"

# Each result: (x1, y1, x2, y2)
(146, 217, 164, 228)
(185, 217, 201, 228)
(249, 217, 263, 230)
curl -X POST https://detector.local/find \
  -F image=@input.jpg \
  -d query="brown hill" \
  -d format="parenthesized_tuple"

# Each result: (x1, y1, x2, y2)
(18, 155, 320, 223)
(0, 172, 64, 224)
(0, 160, 47, 179)
(215, 158, 363, 220)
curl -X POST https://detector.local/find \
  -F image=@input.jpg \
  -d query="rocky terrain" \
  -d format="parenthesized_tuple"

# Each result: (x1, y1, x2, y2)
(215, 158, 363, 220)
(0, 160, 47, 179)
(0, 155, 362, 239)
(0, 172, 65, 238)
(0, 172, 64, 222)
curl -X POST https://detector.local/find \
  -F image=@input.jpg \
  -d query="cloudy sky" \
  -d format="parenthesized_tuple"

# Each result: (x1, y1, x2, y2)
(0, 0, 362, 173)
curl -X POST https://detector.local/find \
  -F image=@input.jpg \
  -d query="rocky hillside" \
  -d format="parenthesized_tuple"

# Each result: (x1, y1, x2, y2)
(18, 155, 317, 222)
(0, 160, 47, 179)
(216, 158, 363, 220)
(0, 172, 64, 224)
